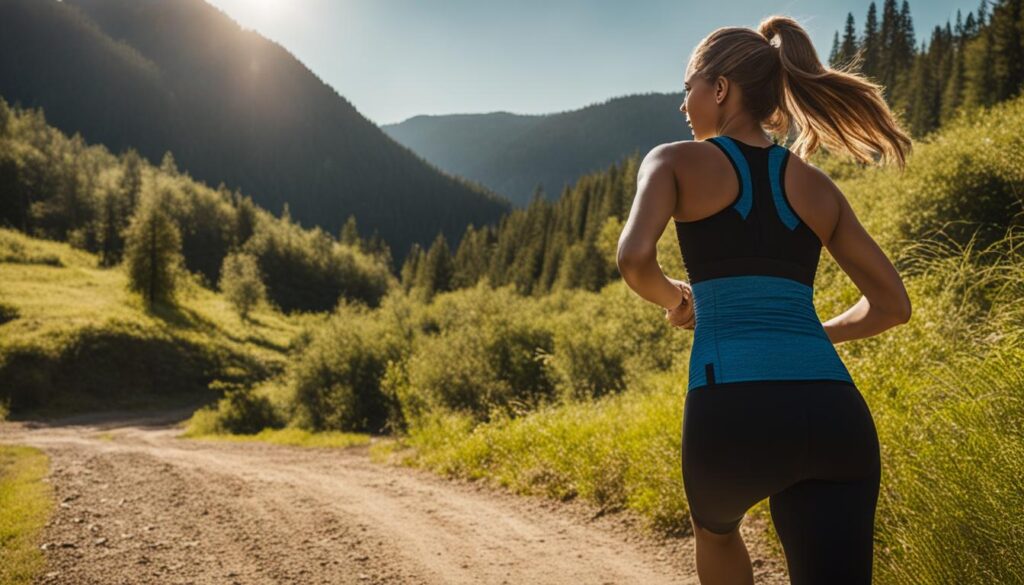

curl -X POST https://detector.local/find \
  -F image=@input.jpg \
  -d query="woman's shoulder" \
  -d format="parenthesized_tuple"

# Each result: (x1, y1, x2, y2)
(643, 139, 725, 172)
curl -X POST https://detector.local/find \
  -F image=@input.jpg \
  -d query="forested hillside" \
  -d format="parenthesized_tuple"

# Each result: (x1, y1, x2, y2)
(0, 98, 394, 314)
(0, 0, 511, 265)
(382, 93, 690, 206)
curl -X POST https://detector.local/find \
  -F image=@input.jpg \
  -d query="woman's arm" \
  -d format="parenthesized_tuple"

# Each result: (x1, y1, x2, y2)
(818, 169, 912, 343)
(616, 144, 689, 311)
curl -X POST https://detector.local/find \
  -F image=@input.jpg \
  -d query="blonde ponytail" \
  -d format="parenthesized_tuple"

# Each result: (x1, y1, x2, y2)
(689, 15, 913, 169)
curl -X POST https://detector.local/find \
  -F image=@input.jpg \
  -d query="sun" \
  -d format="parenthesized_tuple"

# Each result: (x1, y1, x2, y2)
(250, 0, 283, 18)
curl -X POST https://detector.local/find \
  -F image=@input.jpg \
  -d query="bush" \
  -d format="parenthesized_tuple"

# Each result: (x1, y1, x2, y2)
(289, 301, 404, 433)
(242, 213, 394, 313)
(219, 251, 266, 319)
(191, 384, 284, 435)
(390, 283, 557, 425)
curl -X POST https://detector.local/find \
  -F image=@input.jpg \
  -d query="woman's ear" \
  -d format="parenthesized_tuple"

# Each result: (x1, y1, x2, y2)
(715, 76, 729, 105)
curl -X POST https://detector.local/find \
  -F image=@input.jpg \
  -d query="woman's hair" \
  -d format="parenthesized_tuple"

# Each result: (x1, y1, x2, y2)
(688, 15, 913, 170)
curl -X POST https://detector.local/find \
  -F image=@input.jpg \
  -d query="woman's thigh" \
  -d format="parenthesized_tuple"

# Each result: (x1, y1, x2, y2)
(680, 379, 879, 534)
(680, 380, 812, 533)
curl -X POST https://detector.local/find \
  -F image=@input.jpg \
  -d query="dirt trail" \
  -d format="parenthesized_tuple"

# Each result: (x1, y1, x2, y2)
(0, 410, 789, 585)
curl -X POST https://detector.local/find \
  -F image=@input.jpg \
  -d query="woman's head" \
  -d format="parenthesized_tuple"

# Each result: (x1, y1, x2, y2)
(681, 15, 912, 170)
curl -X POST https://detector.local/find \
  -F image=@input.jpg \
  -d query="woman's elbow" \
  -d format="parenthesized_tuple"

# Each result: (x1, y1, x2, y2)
(616, 240, 643, 273)
(616, 244, 654, 278)
(891, 292, 912, 325)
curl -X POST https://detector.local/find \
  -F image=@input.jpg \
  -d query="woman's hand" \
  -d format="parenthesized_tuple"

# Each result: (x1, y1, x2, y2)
(665, 279, 695, 330)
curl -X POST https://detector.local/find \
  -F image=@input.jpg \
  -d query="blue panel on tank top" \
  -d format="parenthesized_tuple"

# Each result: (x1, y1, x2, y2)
(710, 136, 753, 220)
(687, 274, 853, 391)
(768, 146, 800, 230)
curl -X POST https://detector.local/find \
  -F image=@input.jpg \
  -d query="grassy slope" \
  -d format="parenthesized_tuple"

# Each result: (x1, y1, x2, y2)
(0, 227, 308, 416)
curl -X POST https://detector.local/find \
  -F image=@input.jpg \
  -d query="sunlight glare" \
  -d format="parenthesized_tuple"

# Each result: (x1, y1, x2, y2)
(250, 0, 283, 19)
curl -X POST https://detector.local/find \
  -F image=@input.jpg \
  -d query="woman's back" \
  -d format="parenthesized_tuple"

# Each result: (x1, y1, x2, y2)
(672, 135, 852, 391)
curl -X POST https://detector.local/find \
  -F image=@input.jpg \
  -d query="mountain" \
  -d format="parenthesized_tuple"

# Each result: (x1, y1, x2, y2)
(381, 93, 692, 206)
(0, 0, 511, 262)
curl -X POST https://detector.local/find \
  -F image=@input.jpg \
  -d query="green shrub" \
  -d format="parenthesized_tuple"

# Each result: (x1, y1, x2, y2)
(218, 251, 266, 319)
(289, 301, 404, 433)
(391, 283, 557, 424)
(212, 387, 283, 435)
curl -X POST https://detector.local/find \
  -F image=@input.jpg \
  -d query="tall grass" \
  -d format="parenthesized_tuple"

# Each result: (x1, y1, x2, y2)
(0, 445, 53, 585)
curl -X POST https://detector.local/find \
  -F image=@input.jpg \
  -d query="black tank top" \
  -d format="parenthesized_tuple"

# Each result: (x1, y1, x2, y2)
(673, 135, 853, 392)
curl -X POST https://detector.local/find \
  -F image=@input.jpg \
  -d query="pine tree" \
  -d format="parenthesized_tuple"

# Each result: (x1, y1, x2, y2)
(941, 13, 967, 123)
(400, 243, 423, 293)
(907, 45, 938, 136)
(878, 0, 899, 89)
(863, 2, 881, 78)
(364, 228, 394, 273)
(964, 9, 978, 37)
(416, 232, 454, 301)
(122, 186, 185, 306)
(963, 4, 997, 108)
(839, 13, 860, 69)
(119, 149, 143, 214)
(989, 0, 1024, 102)
(159, 151, 178, 176)
(899, 0, 917, 70)
(339, 214, 361, 248)
(231, 190, 258, 250)
(97, 186, 125, 266)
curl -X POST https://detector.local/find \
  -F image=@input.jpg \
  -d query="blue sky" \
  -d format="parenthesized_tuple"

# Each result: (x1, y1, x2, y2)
(206, 0, 982, 126)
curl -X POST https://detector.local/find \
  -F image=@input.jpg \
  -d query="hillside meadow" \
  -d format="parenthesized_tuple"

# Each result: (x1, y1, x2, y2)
(0, 227, 315, 415)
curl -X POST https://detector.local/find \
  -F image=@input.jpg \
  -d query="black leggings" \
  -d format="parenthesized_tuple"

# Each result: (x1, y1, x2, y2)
(681, 379, 881, 585)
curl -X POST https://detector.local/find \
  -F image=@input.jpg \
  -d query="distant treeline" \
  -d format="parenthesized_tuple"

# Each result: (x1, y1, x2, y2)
(400, 158, 639, 301)
(0, 98, 393, 313)
(828, 0, 1021, 138)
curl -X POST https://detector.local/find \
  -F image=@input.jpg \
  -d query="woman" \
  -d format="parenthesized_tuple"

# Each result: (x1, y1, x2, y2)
(616, 15, 913, 585)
